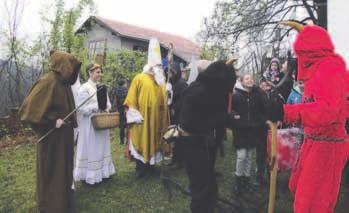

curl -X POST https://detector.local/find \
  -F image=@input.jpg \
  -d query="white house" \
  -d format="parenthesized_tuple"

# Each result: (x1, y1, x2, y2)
(76, 16, 201, 65)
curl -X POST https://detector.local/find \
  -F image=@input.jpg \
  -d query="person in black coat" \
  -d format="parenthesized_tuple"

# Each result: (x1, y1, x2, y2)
(168, 62, 188, 167)
(178, 59, 237, 213)
(231, 73, 269, 194)
(116, 79, 128, 144)
(254, 79, 274, 186)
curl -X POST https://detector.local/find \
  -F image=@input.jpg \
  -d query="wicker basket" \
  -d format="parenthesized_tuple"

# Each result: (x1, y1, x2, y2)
(91, 112, 119, 130)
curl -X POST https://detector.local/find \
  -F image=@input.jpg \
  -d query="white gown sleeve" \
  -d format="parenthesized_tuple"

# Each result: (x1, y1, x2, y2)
(126, 107, 144, 124)
(77, 89, 98, 116)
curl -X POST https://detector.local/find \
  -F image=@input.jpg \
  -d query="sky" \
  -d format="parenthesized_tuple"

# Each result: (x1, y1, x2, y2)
(1, 0, 349, 65)
(1, 0, 217, 42)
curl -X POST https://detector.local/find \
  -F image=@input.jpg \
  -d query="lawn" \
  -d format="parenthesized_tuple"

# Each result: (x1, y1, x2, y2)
(1, 130, 349, 213)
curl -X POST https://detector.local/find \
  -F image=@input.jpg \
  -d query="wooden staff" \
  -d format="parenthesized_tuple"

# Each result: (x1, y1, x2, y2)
(268, 122, 278, 213)
(167, 43, 174, 82)
(37, 86, 103, 143)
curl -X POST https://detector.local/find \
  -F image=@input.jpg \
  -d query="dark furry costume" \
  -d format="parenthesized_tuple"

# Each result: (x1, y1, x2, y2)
(179, 60, 236, 213)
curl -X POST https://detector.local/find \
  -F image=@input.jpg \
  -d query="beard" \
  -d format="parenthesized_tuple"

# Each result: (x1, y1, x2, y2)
(153, 66, 165, 86)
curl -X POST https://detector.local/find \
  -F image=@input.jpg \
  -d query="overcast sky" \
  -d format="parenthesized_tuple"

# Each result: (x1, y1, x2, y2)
(1, 0, 217, 41)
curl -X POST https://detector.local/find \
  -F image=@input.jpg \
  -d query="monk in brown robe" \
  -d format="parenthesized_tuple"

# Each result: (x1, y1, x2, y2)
(19, 50, 81, 213)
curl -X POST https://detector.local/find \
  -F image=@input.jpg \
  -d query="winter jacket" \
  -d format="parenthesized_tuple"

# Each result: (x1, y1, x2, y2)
(287, 86, 303, 104)
(231, 82, 269, 148)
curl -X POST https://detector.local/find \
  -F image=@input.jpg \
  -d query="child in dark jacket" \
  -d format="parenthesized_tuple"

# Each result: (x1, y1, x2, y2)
(231, 74, 269, 194)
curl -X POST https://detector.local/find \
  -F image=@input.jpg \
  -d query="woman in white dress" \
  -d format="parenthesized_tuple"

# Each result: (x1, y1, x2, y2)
(74, 64, 115, 185)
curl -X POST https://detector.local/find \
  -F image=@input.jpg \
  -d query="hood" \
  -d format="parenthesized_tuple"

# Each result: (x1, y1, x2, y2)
(263, 57, 281, 82)
(294, 25, 336, 81)
(50, 50, 81, 85)
(234, 81, 248, 92)
(234, 80, 256, 94)
(267, 57, 281, 72)
(197, 60, 237, 93)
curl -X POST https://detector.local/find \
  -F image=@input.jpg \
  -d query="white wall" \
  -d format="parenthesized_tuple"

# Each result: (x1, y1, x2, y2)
(328, 0, 349, 68)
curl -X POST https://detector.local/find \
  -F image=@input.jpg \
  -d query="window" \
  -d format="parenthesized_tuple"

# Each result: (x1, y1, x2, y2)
(133, 45, 147, 52)
(88, 39, 107, 59)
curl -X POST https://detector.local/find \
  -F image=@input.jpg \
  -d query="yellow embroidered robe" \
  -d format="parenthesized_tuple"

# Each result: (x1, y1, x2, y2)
(124, 73, 170, 163)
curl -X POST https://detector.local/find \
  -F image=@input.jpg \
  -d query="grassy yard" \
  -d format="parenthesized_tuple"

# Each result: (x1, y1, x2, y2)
(1, 130, 349, 213)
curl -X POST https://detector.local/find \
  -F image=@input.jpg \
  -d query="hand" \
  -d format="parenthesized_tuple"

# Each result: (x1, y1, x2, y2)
(55, 118, 64, 128)
(91, 107, 99, 114)
(277, 121, 283, 128)
(266, 120, 272, 126)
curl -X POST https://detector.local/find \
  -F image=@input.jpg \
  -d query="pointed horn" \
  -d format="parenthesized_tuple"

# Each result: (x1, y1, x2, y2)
(279, 21, 304, 32)
(226, 58, 238, 65)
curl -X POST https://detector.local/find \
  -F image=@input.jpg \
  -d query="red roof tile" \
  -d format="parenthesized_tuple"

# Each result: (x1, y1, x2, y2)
(93, 16, 201, 62)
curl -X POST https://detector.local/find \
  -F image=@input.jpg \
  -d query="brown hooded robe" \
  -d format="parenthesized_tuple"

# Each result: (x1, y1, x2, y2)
(19, 50, 81, 213)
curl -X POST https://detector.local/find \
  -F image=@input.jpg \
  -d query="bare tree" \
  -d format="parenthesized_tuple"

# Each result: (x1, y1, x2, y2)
(0, 0, 26, 114)
(0, 0, 47, 115)
(0, 0, 95, 115)
(198, 0, 327, 75)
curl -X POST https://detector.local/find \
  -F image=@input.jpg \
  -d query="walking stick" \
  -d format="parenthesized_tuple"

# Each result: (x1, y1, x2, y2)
(267, 122, 278, 213)
(37, 86, 103, 143)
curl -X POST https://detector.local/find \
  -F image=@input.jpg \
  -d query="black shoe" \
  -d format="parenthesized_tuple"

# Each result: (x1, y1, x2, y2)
(135, 161, 147, 179)
(234, 176, 243, 195)
(148, 165, 161, 177)
(255, 173, 266, 186)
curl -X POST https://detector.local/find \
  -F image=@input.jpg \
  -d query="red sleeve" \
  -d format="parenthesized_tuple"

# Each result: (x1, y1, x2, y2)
(284, 61, 346, 127)
(345, 72, 349, 118)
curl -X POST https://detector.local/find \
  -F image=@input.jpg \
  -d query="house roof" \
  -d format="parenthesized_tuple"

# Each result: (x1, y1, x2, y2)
(80, 16, 201, 62)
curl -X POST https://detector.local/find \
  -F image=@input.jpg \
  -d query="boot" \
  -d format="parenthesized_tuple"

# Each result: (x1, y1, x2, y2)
(119, 135, 124, 145)
(254, 172, 266, 187)
(135, 160, 147, 179)
(242, 176, 250, 192)
(147, 164, 160, 177)
(234, 176, 243, 195)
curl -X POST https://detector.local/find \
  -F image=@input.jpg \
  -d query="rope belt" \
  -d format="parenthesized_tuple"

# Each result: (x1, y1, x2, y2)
(304, 134, 346, 142)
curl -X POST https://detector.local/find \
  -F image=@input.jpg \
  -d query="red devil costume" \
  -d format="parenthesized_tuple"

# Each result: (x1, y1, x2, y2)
(279, 22, 349, 212)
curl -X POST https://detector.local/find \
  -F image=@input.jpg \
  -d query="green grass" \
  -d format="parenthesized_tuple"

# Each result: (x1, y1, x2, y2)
(1, 130, 349, 212)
